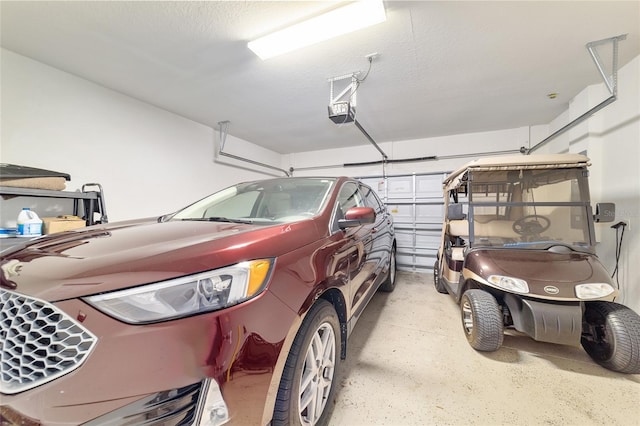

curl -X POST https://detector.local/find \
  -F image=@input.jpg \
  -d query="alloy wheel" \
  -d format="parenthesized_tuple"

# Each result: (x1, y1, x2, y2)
(298, 322, 336, 425)
(462, 300, 474, 335)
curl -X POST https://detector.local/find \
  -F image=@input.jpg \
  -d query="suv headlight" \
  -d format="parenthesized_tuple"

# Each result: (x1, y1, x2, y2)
(84, 259, 273, 324)
(487, 275, 529, 293)
(575, 283, 615, 300)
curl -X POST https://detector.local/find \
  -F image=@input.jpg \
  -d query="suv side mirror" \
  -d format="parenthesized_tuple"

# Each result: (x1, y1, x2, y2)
(338, 207, 375, 229)
(594, 203, 616, 223)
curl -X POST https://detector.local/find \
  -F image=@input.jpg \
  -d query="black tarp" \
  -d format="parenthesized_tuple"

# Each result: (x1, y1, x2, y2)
(0, 164, 70, 181)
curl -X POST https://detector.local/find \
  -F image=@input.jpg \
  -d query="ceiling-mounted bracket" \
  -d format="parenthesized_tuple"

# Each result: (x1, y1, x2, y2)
(327, 59, 389, 167)
(327, 72, 360, 124)
(586, 34, 626, 96)
(217, 121, 290, 177)
(524, 34, 627, 155)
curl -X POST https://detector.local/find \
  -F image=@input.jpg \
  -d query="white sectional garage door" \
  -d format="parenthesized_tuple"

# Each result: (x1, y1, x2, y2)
(359, 172, 448, 273)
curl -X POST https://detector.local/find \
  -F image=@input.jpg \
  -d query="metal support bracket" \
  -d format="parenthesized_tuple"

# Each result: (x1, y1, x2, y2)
(327, 70, 389, 168)
(217, 121, 290, 177)
(586, 34, 626, 96)
(328, 73, 359, 124)
(328, 72, 360, 109)
(525, 34, 627, 154)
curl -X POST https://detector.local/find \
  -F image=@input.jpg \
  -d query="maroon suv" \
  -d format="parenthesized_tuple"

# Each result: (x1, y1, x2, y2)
(0, 176, 396, 425)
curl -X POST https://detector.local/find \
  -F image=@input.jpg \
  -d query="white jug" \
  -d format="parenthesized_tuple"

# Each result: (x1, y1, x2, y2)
(17, 208, 43, 237)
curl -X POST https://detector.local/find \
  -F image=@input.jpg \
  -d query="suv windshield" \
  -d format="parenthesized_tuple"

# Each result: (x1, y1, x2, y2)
(171, 178, 335, 224)
(464, 167, 593, 250)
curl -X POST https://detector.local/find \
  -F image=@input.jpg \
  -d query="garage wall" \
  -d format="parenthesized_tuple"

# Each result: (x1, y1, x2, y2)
(536, 56, 640, 313)
(1, 48, 277, 222)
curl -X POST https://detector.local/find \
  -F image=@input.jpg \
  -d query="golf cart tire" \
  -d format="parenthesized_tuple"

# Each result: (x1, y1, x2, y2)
(461, 289, 504, 352)
(581, 301, 640, 374)
(433, 260, 447, 294)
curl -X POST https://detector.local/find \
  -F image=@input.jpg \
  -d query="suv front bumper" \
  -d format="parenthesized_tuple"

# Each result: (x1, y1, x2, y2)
(0, 290, 295, 425)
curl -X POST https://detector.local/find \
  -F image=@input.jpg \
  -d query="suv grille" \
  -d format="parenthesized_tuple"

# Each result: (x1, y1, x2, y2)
(84, 382, 204, 426)
(0, 289, 97, 394)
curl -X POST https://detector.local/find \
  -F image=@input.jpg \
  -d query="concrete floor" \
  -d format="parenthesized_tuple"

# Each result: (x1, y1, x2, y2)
(327, 272, 640, 426)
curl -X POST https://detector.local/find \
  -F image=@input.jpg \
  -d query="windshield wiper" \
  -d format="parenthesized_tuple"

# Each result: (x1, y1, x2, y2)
(503, 240, 591, 253)
(181, 217, 254, 224)
(504, 240, 560, 247)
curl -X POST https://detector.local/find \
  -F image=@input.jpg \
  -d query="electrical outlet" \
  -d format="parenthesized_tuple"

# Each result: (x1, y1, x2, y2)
(610, 220, 630, 231)
(365, 52, 379, 61)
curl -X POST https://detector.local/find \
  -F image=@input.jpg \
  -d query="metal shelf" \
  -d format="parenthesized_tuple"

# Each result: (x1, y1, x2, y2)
(0, 186, 101, 200)
(0, 184, 108, 250)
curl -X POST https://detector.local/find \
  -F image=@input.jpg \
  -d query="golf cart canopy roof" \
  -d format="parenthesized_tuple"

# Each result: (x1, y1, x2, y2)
(443, 154, 590, 192)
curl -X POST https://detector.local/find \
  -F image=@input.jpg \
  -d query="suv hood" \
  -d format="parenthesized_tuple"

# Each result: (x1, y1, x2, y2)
(0, 218, 323, 301)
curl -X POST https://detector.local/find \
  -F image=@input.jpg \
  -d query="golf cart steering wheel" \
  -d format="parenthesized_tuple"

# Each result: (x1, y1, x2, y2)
(512, 215, 551, 236)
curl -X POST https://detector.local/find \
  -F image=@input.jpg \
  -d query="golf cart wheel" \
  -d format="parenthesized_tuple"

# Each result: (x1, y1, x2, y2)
(433, 259, 447, 294)
(273, 300, 340, 426)
(460, 289, 504, 352)
(581, 301, 640, 374)
(379, 245, 397, 292)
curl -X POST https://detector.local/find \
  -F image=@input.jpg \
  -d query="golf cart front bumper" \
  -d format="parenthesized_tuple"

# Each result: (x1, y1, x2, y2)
(503, 294, 582, 345)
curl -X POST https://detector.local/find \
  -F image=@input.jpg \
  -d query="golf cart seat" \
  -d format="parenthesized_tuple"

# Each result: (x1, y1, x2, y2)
(448, 219, 469, 238)
(447, 220, 468, 262)
(449, 218, 520, 240)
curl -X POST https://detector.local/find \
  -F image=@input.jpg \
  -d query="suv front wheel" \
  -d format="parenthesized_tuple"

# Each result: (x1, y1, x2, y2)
(273, 300, 340, 426)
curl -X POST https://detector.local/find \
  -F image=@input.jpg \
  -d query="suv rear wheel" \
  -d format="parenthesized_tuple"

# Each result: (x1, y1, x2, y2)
(460, 289, 504, 351)
(379, 245, 397, 292)
(581, 301, 640, 374)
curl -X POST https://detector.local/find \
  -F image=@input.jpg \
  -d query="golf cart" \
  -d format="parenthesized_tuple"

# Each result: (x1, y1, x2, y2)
(433, 154, 640, 374)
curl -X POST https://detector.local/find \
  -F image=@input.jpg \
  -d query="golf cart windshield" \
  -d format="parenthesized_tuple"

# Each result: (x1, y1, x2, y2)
(455, 167, 594, 251)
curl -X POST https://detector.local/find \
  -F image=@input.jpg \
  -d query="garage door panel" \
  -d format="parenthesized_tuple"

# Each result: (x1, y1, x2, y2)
(416, 231, 440, 247)
(395, 229, 440, 246)
(394, 229, 414, 248)
(396, 250, 436, 270)
(386, 176, 414, 199)
(359, 172, 447, 273)
(416, 204, 444, 223)
(413, 252, 434, 267)
(387, 204, 413, 223)
(415, 175, 444, 198)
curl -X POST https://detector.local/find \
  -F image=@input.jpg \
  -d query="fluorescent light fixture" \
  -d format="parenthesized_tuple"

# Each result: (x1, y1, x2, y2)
(248, 0, 386, 60)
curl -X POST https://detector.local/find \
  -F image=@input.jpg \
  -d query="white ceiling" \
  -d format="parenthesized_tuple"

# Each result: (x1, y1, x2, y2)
(1, 1, 639, 155)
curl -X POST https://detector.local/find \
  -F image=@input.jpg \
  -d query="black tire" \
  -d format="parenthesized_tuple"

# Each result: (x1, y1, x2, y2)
(379, 245, 397, 292)
(581, 301, 640, 374)
(433, 259, 447, 294)
(460, 289, 504, 352)
(273, 300, 340, 426)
